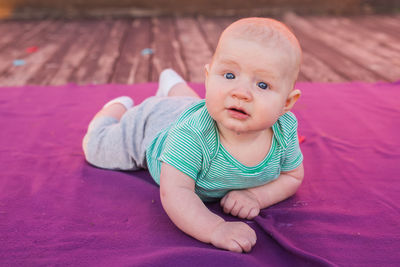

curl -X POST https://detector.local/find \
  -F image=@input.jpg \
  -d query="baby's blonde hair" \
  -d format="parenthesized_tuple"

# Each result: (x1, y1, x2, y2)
(221, 18, 299, 46)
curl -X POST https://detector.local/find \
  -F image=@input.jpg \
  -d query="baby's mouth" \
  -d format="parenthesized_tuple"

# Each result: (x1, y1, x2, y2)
(227, 107, 250, 119)
(229, 107, 247, 115)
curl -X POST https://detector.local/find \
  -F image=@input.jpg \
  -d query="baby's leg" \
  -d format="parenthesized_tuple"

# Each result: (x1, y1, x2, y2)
(82, 97, 138, 171)
(156, 69, 201, 99)
(82, 115, 138, 170)
(92, 96, 133, 121)
(168, 83, 201, 99)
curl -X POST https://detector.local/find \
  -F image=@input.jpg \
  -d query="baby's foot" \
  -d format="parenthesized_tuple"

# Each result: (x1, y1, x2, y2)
(156, 69, 186, 97)
(103, 96, 134, 110)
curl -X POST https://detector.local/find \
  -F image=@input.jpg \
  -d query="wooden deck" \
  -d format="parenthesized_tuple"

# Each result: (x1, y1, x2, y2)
(0, 13, 399, 86)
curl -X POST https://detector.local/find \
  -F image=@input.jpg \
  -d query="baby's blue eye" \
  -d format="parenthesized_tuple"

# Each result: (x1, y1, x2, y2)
(224, 73, 235, 79)
(257, 82, 269, 90)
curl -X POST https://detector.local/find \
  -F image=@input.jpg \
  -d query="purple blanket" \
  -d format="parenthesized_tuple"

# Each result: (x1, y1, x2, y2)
(1, 82, 399, 266)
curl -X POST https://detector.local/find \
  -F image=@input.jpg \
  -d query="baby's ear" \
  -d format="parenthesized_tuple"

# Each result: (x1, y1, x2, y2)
(283, 89, 301, 114)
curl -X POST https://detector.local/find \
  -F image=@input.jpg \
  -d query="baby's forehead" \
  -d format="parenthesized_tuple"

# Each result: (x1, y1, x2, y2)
(216, 35, 293, 58)
(214, 33, 298, 68)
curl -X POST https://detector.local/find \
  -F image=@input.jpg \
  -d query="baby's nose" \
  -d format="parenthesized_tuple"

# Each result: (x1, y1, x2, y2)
(231, 87, 252, 101)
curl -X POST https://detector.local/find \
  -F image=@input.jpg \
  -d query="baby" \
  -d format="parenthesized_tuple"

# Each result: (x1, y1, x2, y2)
(83, 17, 304, 253)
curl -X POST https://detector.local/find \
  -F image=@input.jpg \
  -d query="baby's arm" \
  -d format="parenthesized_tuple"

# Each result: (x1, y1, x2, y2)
(160, 163, 257, 253)
(221, 163, 304, 219)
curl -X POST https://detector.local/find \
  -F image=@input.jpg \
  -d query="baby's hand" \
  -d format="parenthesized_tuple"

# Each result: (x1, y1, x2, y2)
(220, 190, 261, 219)
(210, 221, 257, 253)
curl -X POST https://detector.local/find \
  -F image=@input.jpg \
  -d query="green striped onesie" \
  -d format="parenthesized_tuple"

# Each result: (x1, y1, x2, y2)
(146, 100, 303, 202)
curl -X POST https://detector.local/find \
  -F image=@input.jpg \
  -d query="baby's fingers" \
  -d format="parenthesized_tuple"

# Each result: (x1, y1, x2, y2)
(222, 197, 236, 214)
(211, 222, 257, 253)
(220, 194, 227, 207)
(238, 207, 252, 219)
(234, 237, 253, 253)
(226, 240, 243, 253)
(245, 207, 260, 220)
(231, 226, 257, 253)
(230, 204, 243, 217)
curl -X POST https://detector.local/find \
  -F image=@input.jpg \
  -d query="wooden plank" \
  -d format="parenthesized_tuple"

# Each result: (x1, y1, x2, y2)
(284, 13, 391, 82)
(328, 16, 400, 53)
(150, 17, 187, 81)
(0, 21, 32, 49)
(197, 16, 227, 52)
(296, 72, 309, 82)
(197, 17, 235, 51)
(287, 23, 377, 82)
(287, 23, 378, 82)
(175, 17, 213, 83)
(0, 15, 397, 86)
(28, 20, 92, 85)
(7, 20, 54, 54)
(90, 19, 129, 84)
(0, 21, 30, 75)
(0, 20, 59, 79)
(353, 16, 400, 48)
(111, 18, 151, 84)
(387, 15, 400, 26)
(307, 16, 400, 69)
(373, 15, 400, 33)
(1, 20, 51, 49)
(47, 20, 105, 85)
(293, 14, 399, 81)
(0, 21, 68, 86)
(68, 20, 113, 85)
(300, 50, 347, 82)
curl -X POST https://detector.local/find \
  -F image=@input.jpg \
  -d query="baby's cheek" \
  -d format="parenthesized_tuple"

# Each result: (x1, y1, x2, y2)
(205, 98, 220, 120)
(263, 106, 281, 123)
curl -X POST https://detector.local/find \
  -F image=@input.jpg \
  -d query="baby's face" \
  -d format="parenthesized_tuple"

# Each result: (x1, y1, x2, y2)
(205, 36, 298, 135)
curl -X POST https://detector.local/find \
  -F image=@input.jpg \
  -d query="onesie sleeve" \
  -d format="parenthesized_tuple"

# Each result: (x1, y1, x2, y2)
(159, 125, 203, 181)
(281, 131, 303, 172)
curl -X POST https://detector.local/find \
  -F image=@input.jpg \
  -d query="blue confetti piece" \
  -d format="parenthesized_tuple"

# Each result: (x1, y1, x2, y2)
(141, 48, 153, 55)
(13, 59, 26, 66)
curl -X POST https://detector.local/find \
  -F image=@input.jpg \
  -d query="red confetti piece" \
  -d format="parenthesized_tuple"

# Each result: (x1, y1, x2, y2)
(26, 46, 38, 53)
(298, 135, 306, 144)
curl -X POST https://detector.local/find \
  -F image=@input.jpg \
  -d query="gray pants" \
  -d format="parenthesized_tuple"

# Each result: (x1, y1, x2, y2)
(82, 96, 199, 171)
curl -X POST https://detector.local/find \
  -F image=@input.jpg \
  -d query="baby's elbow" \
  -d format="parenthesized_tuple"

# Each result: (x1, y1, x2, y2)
(159, 172, 175, 207)
(159, 184, 169, 203)
(295, 163, 305, 182)
(159, 184, 182, 216)
(159, 181, 181, 205)
(284, 163, 304, 183)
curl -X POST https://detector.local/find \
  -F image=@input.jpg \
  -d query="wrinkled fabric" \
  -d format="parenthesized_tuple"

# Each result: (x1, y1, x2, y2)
(0, 82, 399, 267)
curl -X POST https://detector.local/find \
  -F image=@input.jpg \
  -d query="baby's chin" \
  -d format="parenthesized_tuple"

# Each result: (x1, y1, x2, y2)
(216, 120, 268, 137)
